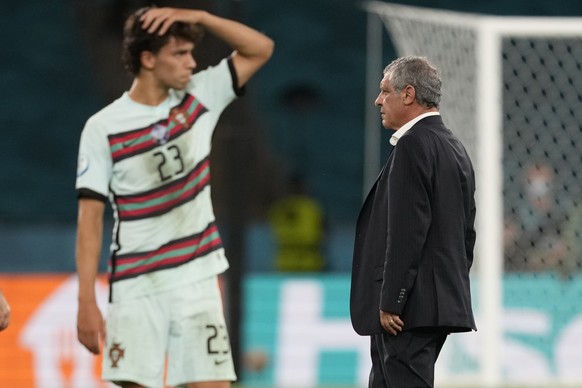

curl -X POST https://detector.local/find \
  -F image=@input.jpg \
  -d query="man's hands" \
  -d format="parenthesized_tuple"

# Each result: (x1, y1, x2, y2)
(140, 8, 206, 35)
(77, 300, 105, 355)
(380, 310, 403, 335)
(0, 289, 10, 331)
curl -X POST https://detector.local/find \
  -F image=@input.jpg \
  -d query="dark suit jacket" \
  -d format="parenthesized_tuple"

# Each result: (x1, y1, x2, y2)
(350, 115, 477, 335)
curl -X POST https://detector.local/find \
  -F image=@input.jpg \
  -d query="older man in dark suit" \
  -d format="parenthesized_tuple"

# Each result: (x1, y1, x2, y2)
(350, 56, 477, 388)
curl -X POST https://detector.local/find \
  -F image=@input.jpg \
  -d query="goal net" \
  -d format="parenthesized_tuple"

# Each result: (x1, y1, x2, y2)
(365, 2, 582, 387)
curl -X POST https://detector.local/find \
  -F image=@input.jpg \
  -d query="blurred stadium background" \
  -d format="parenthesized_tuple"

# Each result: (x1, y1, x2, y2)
(2, 0, 582, 387)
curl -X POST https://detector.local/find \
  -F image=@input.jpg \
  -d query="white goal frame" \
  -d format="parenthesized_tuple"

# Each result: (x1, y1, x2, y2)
(363, 2, 582, 386)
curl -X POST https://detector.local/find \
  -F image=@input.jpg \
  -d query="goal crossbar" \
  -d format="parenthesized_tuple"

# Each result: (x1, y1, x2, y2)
(364, 1, 582, 35)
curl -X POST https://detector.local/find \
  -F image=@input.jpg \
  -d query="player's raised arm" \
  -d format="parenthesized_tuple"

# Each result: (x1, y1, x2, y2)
(139, 7, 274, 88)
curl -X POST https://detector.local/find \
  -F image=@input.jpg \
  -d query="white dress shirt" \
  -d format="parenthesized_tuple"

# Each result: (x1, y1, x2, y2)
(389, 112, 441, 146)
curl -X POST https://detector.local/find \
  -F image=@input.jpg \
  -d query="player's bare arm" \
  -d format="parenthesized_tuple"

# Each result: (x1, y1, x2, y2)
(76, 198, 106, 354)
(0, 289, 10, 331)
(140, 7, 274, 87)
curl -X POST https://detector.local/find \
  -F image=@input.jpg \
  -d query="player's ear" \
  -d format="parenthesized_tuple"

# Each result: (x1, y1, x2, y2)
(140, 51, 156, 71)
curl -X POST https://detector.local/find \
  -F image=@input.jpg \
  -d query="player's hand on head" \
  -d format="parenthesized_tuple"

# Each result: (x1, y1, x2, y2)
(140, 8, 205, 36)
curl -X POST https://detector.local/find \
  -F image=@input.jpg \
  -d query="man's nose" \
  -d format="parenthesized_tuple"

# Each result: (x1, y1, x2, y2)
(188, 55, 197, 70)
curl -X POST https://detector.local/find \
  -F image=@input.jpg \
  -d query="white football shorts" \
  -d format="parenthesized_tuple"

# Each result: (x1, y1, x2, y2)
(102, 275, 236, 387)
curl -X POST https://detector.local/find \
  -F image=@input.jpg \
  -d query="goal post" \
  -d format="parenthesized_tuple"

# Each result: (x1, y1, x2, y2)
(364, 2, 582, 387)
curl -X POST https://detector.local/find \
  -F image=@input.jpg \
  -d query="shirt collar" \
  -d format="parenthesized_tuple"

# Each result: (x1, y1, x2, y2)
(389, 112, 440, 146)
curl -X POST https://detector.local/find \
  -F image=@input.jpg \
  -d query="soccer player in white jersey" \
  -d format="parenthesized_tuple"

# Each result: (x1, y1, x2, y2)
(74, 6, 273, 388)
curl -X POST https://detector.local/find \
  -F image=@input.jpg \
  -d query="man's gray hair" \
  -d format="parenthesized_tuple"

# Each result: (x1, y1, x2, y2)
(384, 56, 442, 109)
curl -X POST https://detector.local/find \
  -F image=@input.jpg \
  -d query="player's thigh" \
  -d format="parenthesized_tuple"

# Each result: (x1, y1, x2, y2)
(184, 381, 230, 388)
(103, 295, 169, 387)
(166, 277, 236, 386)
(118, 382, 148, 388)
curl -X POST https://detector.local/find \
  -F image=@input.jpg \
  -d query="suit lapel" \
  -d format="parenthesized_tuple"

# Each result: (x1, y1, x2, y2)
(358, 147, 395, 223)
(376, 146, 394, 180)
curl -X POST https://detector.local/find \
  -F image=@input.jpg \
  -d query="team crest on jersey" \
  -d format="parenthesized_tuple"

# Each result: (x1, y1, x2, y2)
(77, 154, 89, 177)
(109, 342, 125, 368)
(150, 124, 170, 144)
(169, 106, 191, 129)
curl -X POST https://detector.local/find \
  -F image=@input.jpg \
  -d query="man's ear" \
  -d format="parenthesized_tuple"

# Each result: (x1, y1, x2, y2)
(402, 85, 416, 105)
(140, 51, 156, 71)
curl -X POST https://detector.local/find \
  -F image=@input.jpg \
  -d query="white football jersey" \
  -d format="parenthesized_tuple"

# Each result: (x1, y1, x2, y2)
(76, 58, 240, 301)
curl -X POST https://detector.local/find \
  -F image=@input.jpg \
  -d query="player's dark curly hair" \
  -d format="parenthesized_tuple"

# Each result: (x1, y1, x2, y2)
(122, 7, 205, 76)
